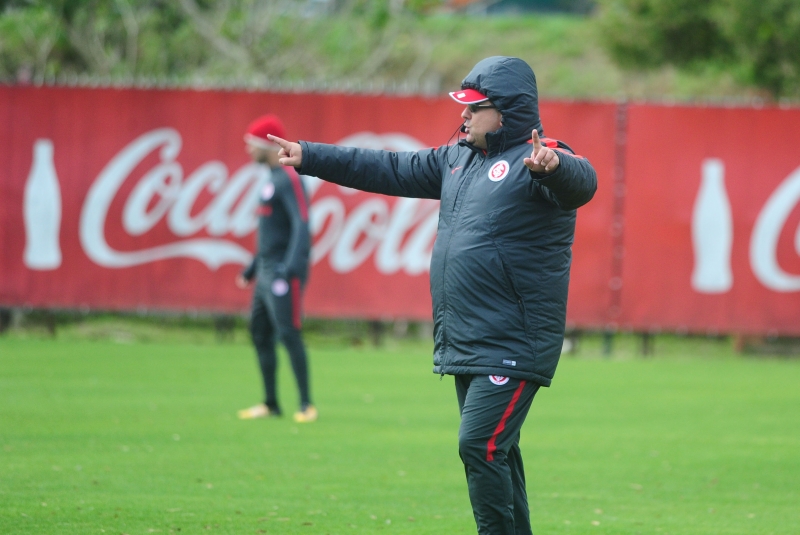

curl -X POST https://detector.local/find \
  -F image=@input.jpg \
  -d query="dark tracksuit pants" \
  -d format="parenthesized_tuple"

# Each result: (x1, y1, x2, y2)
(249, 269, 310, 412)
(455, 375, 540, 535)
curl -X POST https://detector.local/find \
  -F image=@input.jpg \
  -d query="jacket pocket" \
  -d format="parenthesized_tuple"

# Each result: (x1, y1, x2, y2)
(488, 223, 537, 359)
(497, 247, 535, 340)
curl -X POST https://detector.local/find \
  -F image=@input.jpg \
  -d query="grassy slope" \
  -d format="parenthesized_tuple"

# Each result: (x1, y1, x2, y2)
(1, 330, 798, 534)
(252, 13, 767, 102)
(4, 7, 770, 103)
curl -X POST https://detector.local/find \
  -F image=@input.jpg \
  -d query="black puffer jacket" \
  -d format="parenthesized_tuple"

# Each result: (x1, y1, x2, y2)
(299, 56, 597, 386)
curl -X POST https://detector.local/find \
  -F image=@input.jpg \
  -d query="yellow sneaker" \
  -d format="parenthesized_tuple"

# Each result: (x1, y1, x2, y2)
(293, 404, 318, 423)
(238, 403, 281, 420)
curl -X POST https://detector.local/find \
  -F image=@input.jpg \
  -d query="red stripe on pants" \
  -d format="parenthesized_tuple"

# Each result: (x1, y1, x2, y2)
(486, 380, 527, 461)
(291, 278, 302, 329)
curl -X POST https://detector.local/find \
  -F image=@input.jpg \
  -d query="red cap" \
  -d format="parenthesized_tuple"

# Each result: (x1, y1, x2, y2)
(448, 88, 489, 104)
(244, 114, 286, 148)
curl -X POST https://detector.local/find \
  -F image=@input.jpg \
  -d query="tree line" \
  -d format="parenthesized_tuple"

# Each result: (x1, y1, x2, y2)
(1, 0, 798, 100)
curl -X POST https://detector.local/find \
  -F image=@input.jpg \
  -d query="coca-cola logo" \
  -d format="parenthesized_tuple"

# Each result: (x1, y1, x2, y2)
(79, 128, 439, 274)
(80, 128, 258, 269)
(750, 164, 800, 291)
(691, 158, 800, 293)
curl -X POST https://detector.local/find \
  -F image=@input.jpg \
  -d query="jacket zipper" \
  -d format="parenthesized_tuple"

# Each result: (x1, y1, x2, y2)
(440, 152, 484, 374)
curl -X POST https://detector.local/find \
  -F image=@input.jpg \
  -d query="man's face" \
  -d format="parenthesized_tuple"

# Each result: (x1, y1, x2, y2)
(245, 142, 271, 164)
(461, 102, 502, 149)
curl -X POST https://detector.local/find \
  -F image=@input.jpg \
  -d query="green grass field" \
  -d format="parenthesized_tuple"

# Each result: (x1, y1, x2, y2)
(1, 324, 799, 534)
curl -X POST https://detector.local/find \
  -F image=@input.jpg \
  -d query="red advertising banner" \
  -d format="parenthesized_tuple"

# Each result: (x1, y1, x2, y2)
(618, 104, 800, 335)
(539, 101, 617, 330)
(0, 86, 612, 322)
(3, 86, 798, 334)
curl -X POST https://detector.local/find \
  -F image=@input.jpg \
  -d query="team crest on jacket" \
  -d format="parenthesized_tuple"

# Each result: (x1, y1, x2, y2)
(271, 278, 289, 296)
(489, 375, 510, 386)
(488, 160, 510, 182)
(261, 182, 275, 200)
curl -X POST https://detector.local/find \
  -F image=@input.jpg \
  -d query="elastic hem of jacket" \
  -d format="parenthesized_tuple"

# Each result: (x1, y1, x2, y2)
(432, 365, 552, 387)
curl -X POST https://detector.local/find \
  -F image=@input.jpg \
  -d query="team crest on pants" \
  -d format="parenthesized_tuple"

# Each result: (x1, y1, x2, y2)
(489, 375, 510, 386)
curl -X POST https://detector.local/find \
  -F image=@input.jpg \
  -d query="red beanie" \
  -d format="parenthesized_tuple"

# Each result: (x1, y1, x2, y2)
(244, 114, 286, 148)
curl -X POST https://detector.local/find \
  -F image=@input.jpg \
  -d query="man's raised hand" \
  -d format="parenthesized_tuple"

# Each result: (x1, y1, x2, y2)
(267, 135, 303, 168)
(523, 129, 559, 174)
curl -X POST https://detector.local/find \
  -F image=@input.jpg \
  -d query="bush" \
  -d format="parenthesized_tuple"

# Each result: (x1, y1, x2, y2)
(597, 0, 800, 99)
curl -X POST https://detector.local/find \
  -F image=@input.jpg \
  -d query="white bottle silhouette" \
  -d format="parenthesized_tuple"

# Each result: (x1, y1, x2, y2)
(24, 139, 62, 270)
(691, 158, 733, 293)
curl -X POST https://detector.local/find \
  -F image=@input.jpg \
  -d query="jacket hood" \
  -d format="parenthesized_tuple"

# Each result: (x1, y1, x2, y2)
(460, 56, 543, 154)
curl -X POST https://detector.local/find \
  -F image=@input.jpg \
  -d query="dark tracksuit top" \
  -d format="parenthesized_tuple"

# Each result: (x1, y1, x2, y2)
(299, 56, 597, 387)
(242, 164, 311, 286)
(242, 163, 312, 410)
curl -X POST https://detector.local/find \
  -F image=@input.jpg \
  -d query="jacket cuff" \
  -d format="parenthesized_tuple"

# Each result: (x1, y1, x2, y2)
(297, 141, 316, 176)
(528, 155, 568, 184)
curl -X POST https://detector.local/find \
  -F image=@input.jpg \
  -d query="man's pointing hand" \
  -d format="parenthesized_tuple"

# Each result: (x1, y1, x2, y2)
(523, 129, 559, 174)
(268, 134, 303, 168)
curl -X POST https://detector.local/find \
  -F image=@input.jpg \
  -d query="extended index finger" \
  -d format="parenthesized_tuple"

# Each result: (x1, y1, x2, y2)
(531, 129, 541, 151)
(267, 134, 289, 148)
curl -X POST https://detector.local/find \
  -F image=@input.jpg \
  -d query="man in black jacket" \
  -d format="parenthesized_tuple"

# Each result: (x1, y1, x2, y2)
(236, 114, 317, 424)
(270, 57, 597, 534)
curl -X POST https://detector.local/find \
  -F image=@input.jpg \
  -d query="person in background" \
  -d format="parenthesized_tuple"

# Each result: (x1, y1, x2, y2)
(268, 57, 597, 534)
(236, 114, 317, 424)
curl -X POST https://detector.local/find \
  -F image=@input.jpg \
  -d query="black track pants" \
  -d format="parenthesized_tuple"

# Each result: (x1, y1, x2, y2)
(455, 374, 540, 535)
(249, 274, 310, 410)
